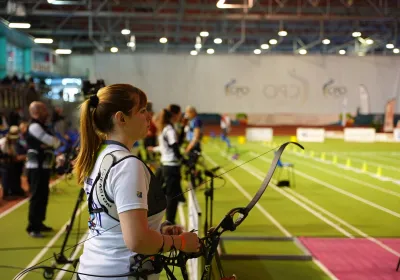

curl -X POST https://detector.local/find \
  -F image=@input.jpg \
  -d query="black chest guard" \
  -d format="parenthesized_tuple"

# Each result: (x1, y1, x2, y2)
(88, 149, 167, 221)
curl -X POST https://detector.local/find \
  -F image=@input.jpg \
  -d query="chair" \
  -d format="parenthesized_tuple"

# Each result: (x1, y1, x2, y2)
(275, 157, 296, 188)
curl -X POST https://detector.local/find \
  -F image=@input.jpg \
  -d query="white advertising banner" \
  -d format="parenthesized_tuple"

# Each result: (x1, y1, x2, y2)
(69, 54, 400, 114)
(394, 128, 400, 142)
(344, 128, 376, 142)
(296, 128, 325, 142)
(246, 128, 273, 141)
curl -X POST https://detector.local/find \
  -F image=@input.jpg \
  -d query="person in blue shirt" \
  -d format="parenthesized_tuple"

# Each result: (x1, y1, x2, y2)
(184, 105, 202, 156)
(183, 106, 204, 189)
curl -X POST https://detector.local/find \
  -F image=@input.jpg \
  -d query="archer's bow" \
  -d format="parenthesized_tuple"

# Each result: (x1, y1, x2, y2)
(222, 141, 304, 231)
(188, 141, 305, 280)
(13, 141, 304, 280)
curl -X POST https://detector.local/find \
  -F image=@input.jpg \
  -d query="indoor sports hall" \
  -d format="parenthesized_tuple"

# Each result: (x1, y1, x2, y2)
(0, 1, 399, 280)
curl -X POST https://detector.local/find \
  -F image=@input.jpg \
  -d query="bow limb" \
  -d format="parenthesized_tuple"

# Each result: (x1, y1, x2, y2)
(245, 141, 304, 213)
(210, 141, 304, 233)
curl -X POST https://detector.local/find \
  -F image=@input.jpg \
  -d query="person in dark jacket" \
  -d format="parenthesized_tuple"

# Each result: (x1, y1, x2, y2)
(25, 101, 61, 238)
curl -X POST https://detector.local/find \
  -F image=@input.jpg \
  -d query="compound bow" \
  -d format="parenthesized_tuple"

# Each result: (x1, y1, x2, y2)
(14, 141, 303, 280)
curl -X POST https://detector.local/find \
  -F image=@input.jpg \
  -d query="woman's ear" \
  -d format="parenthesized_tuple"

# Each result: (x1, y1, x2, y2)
(114, 111, 126, 125)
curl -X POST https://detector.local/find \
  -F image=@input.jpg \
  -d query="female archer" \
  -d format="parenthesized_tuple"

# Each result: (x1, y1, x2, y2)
(73, 84, 199, 280)
(147, 107, 185, 226)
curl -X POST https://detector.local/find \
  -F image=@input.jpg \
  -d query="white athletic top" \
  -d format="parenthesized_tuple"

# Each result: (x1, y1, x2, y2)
(78, 144, 165, 280)
(155, 124, 179, 166)
(220, 115, 231, 130)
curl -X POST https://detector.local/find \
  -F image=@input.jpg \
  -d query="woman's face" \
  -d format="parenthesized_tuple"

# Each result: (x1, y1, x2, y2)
(171, 111, 181, 123)
(125, 106, 150, 140)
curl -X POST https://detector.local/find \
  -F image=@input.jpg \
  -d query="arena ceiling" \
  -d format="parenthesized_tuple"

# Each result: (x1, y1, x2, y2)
(1, 0, 400, 56)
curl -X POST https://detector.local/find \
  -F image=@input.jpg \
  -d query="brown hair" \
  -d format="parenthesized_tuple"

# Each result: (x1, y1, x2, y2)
(167, 104, 181, 115)
(156, 108, 172, 133)
(74, 84, 147, 184)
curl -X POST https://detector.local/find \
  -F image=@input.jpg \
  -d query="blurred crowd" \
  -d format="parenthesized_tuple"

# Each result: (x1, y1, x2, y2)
(0, 103, 78, 201)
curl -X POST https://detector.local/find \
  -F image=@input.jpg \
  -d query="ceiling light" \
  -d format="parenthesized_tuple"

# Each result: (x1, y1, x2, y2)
(190, 50, 198, 56)
(269, 39, 278, 45)
(110, 47, 118, 53)
(339, 49, 346, 55)
(195, 43, 202, 49)
(200, 31, 209, 37)
(55, 49, 72, 54)
(34, 38, 53, 44)
(352, 31, 361, 37)
(254, 49, 261, 54)
(366, 39, 374, 45)
(48, 0, 81, 3)
(322, 39, 330, 45)
(9, 23, 31, 29)
(386, 43, 395, 49)
(261, 44, 269, 50)
(216, 0, 254, 9)
(207, 48, 215, 54)
(299, 49, 307, 55)
(127, 42, 135, 47)
(121, 29, 130, 35)
(393, 48, 399, 54)
(214, 38, 222, 44)
(278, 30, 287, 37)
(159, 37, 168, 44)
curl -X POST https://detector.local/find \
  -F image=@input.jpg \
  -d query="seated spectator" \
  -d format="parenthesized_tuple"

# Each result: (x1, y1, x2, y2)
(0, 126, 27, 200)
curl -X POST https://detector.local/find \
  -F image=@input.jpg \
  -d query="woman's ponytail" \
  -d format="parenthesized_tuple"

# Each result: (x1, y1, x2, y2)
(74, 97, 102, 184)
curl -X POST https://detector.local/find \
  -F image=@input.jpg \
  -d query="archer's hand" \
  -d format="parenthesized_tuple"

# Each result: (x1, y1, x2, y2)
(179, 232, 200, 253)
(161, 225, 184, 235)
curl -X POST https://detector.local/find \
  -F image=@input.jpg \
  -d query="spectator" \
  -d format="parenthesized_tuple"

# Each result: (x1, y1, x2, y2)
(8, 107, 24, 126)
(0, 125, 26, 200)
(25, 101, 61, 238)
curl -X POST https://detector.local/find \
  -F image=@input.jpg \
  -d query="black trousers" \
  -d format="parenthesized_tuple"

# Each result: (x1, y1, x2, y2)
(26, 168, 51, 232)
(143, 136, 157, 161)
(1, 163, 24, 197)
(163, 165, 182, 225)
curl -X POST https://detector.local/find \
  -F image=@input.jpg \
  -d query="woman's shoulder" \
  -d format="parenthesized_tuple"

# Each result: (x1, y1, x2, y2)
(95, 146, 148, 175)
(163, 123, 175, 132)
(108, 150, 151, 179)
